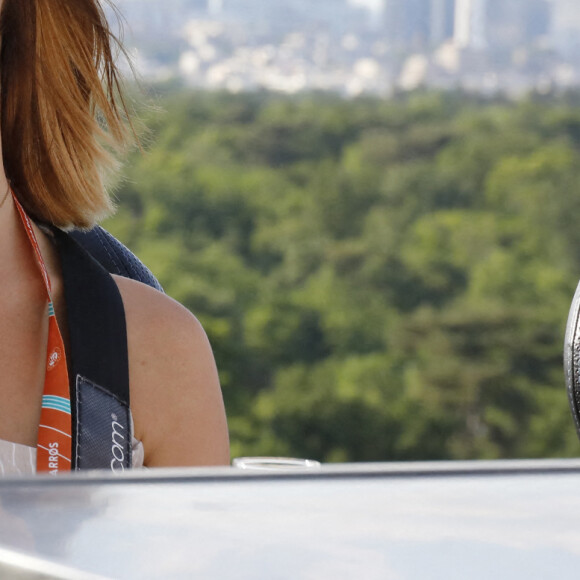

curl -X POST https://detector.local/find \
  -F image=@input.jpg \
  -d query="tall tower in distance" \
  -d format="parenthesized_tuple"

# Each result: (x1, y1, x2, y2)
(430, 0, 456, 46)
(485, 0, 551, 51)
(454, 0, 487, 49)
(384, 0, 432, 50)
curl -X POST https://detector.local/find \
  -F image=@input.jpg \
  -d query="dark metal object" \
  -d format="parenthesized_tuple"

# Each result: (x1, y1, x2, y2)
(564, 281, 580, 437)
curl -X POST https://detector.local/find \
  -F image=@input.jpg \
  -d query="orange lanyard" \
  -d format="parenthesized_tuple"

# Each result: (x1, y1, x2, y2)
(14, 194, 72, 474)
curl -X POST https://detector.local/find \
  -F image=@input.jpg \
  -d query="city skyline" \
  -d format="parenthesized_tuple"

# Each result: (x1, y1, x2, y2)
(113, 0, 580, 97)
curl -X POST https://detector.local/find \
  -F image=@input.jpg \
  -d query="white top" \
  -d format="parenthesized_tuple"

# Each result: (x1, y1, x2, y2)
(0, 432, 145, 476)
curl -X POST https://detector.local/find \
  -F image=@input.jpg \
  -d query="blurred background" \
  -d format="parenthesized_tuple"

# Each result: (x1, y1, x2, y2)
(111, 0, 580, 96)
(104, 0, 580, 462)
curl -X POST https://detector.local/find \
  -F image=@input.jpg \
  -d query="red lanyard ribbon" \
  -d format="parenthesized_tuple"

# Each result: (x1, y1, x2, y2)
(13, 194, 72, 474)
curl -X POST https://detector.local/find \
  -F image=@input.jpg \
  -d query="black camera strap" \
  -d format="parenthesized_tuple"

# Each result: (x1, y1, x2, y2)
(52, 228, 132, 472)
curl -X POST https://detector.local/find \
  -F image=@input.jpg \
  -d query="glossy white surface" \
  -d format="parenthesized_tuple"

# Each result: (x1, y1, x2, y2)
(0, 460, 579, 579)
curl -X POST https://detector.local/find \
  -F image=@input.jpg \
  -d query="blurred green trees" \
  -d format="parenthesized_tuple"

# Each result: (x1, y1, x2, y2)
(104, 89, 580, 462)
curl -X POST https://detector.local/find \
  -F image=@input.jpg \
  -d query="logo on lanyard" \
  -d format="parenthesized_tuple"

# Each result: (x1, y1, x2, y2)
(47, 347, 63, 371)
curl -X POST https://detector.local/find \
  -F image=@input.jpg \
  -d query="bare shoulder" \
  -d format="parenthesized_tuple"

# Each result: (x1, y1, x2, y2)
(112, 275, 230, 468)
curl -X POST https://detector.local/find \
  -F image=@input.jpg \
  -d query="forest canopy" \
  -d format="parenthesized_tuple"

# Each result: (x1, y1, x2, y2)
(104, 88, 580, 462)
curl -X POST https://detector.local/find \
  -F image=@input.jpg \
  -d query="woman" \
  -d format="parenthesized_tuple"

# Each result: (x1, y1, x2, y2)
(0, 0, 230, 474)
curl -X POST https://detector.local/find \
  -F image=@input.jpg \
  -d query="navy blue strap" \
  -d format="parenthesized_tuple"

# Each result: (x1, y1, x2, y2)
(70, 227, 164, 292)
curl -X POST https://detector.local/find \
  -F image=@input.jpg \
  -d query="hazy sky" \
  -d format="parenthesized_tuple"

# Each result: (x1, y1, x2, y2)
(347, 0, 384, 14)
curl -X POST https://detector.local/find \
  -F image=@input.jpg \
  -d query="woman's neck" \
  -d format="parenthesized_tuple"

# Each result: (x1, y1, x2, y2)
(0, 150, 18, 269)
(0, 177, 25, 275)
(0, 168, 61, 293)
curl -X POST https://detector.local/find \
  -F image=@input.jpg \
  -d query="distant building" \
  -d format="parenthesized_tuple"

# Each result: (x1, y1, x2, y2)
(383, 0, 432, 50)
(550, 0, 580, 58)
(486, 0, 551, 50)
(524, 0, 551, 41)
(454, 0, 487, 49)
(211, 0, 366, 37)
(430, 0, 456, 47)
(382, 0, 456, 50)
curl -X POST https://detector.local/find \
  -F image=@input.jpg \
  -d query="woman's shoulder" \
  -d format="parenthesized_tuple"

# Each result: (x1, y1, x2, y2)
(113, 274, 202, 345)
(112, 276, 230, 468)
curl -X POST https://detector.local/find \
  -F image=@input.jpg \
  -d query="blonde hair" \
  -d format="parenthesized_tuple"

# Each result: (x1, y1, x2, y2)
(0, 0, 131, 228)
